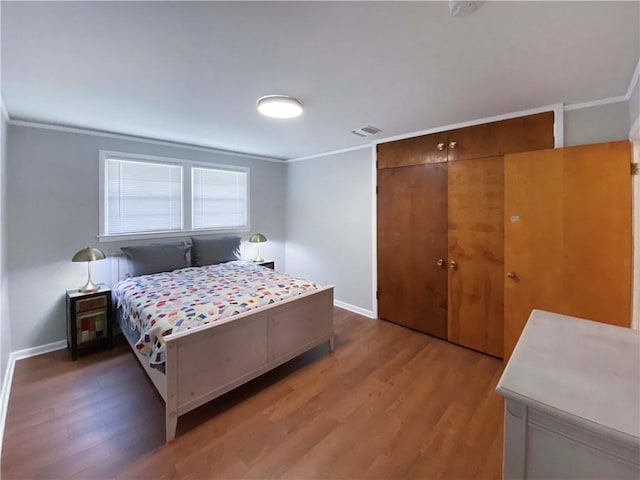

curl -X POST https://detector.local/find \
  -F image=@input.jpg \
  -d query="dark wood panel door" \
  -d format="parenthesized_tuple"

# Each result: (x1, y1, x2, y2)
(377, 163, 448, 339)
(377, 132, 448, 169)
(447, 157, 504, 357)
(446, 123, 499, 162)
(495, 111, 555, 155)
(504, 141, 632, 361)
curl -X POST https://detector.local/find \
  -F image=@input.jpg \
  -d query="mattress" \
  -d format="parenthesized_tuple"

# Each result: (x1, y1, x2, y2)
(113, 261, 318, 365)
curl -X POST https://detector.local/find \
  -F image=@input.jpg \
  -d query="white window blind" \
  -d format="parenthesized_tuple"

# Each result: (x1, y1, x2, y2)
(192, 167, 248, 229)
(106, 158, 183, 235)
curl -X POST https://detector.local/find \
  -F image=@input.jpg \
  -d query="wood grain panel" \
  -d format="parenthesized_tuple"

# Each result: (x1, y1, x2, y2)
(495, 111, 555, 155)
(503, 141, 632, 361)
(447, 123, 498, 162)
(504, 149, 565, 361)
(377, 163, 448, 338)
(448, 157, 504, 357)
(562, 141, 632, 326)
(377, 131, 447, 169)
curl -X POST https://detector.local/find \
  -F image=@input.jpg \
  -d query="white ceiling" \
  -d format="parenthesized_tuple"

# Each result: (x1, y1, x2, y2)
(2, 1, 639, 160)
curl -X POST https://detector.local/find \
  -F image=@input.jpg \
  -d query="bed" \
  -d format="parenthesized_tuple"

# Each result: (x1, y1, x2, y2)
(111, 243, 334, 443)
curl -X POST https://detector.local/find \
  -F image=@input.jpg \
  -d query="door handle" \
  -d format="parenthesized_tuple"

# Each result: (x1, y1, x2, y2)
(506, 271, 517, 279)
(436, 258, 445, 267)
(449, 260, 458, 270)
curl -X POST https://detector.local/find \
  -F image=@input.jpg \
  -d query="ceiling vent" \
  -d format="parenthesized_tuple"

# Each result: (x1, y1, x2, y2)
(449, 1, 481, 18)
(351, 125, 382, 138)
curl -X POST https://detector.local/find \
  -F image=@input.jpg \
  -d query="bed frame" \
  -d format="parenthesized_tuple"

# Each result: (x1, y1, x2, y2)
(111, 256, 335, 443)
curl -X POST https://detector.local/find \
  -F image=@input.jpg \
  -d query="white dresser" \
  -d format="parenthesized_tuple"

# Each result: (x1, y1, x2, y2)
(496, 310, 640, 479)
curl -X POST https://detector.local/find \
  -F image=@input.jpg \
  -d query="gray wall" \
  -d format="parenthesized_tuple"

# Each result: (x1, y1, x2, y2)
(0, 113, 9, 384)
(7, 124, 286, 351)
(564, 101, 630, 146)
(285, 148, 373, 315)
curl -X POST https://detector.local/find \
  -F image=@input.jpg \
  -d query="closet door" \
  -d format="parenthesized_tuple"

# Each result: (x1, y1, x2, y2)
(448, 156, 504, 357)
(504, 141, 632, 361)
(377, 163, 448, 338)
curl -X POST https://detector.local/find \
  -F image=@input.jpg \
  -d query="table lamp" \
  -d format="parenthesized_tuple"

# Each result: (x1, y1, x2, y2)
(72, 247, 106, 292)
(249, 233, 267, 262)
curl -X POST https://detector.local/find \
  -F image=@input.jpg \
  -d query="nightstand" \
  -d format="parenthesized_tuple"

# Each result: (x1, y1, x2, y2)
(66, 285, 113, 360)
(256, 260, 275, 269)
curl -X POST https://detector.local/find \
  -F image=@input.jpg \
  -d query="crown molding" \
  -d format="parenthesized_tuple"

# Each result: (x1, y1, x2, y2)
(286, 144, 372, 163)
(565, 57, 639, 112)
(625, 56, 640, 101)
(8, 118, 286, 163)
(564, 95, 628, 112)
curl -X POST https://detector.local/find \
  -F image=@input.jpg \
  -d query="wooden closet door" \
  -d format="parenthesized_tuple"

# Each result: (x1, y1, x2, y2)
(377, 163, 448, 339)
(504, 141, 632, 361)
(448, 156, 504, 357)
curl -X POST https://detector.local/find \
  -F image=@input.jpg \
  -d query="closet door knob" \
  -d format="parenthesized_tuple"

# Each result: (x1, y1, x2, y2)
(506, 271, 517, 279)
(436, 258, 445, 267)
(449, 260, 458, 270)
(449, 141, 458, 149)
(437, 143, 446, 151)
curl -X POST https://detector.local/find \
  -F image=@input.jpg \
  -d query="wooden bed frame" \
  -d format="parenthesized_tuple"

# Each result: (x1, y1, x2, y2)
(111, 256, 335, 443)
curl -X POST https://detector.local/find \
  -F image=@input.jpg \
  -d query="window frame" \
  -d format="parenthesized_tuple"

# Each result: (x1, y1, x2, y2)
(98, 150, 250, 242)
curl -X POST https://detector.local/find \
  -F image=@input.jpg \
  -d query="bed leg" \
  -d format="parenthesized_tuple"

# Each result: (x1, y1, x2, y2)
(166, 410, 178, 444)
(329, 335, 335, 352)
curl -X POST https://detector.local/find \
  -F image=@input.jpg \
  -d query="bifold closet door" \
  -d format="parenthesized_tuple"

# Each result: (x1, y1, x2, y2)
(377, 163, 448, 339)
(504, 141, 632, 361)
(447, 156, 505, 358)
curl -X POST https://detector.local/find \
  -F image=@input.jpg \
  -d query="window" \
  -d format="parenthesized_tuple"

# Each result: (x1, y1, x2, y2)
(192, 167, 248, 230)
(100, 151, 249, 240)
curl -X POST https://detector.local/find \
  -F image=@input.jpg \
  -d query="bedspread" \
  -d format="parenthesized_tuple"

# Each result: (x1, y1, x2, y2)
(113, 261, 318, 365)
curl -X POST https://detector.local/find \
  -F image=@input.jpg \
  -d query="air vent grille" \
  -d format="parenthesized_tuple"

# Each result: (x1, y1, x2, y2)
(351, 125, 382, 137)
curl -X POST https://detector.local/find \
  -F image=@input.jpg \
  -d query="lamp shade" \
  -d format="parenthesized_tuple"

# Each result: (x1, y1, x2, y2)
(249, 233, 267, 243)
(72, 247, 106, 262)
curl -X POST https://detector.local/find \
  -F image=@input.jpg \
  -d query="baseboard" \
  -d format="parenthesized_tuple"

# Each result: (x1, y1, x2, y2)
(334, 300, 375, 319)
(12, 339, 67, 361)
(0, 351, 16, 471)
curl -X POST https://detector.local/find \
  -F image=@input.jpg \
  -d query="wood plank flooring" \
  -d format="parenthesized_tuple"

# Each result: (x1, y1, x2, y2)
(2, 308, 504, 479)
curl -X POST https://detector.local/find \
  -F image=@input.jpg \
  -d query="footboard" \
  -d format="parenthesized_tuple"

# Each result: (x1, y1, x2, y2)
(163, 286, 334, 442)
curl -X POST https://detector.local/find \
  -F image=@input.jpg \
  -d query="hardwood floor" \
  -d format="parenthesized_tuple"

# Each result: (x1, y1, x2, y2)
(2, 308, 504, 479)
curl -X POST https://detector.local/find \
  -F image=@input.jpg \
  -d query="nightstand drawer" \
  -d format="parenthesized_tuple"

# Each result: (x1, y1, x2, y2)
(76, 295, 107, 313)
(76, 310, 107, 344)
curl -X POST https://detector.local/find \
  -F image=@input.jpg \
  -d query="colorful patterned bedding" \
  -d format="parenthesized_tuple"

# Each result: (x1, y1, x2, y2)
(113, 261, 318, 366)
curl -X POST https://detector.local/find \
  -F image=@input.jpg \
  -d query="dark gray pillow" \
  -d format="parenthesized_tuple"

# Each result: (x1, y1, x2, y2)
(121, 243, 189, 277)
(190, 236, 240, 267)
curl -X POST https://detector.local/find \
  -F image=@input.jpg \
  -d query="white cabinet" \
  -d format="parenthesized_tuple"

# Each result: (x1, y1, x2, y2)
(496, 310, 640, 479)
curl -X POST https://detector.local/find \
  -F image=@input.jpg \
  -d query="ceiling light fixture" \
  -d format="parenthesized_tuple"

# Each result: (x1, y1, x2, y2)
(256, 95, 303, 119)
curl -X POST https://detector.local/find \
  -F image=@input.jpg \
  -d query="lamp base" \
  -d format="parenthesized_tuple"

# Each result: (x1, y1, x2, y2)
(79, 279, 99, 293)
(253, 256, 265, 263)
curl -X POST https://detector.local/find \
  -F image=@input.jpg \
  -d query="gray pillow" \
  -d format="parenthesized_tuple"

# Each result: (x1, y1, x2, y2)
(190, 236, 240, 267)
(121, 243, 189, 277)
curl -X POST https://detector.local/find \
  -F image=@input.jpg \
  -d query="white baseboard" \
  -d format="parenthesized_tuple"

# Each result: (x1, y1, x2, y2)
(0, 350, 16, 471)
(12, 339, 67, 361)
(334, 300, 375, 319)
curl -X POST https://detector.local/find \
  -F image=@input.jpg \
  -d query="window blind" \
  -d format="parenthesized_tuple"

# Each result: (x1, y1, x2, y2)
(106, 158, 182, 234)
(192, 167, 248, 229)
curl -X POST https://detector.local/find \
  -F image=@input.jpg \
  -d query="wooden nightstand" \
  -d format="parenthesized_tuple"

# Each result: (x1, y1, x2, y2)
(66, 285, 113, 360)
(256, 261, 275, 269)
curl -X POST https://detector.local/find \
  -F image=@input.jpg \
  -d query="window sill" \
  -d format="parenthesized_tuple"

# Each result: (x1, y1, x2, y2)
(98, 227, 251, 243)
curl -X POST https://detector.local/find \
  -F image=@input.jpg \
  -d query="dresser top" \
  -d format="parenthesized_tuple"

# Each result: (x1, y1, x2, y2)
(67, 284, 110, 298)
(496, 310, 640, 442)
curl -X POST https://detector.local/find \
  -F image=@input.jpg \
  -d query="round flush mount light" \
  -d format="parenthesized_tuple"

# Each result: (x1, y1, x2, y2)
(256, 95, 303, 119)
